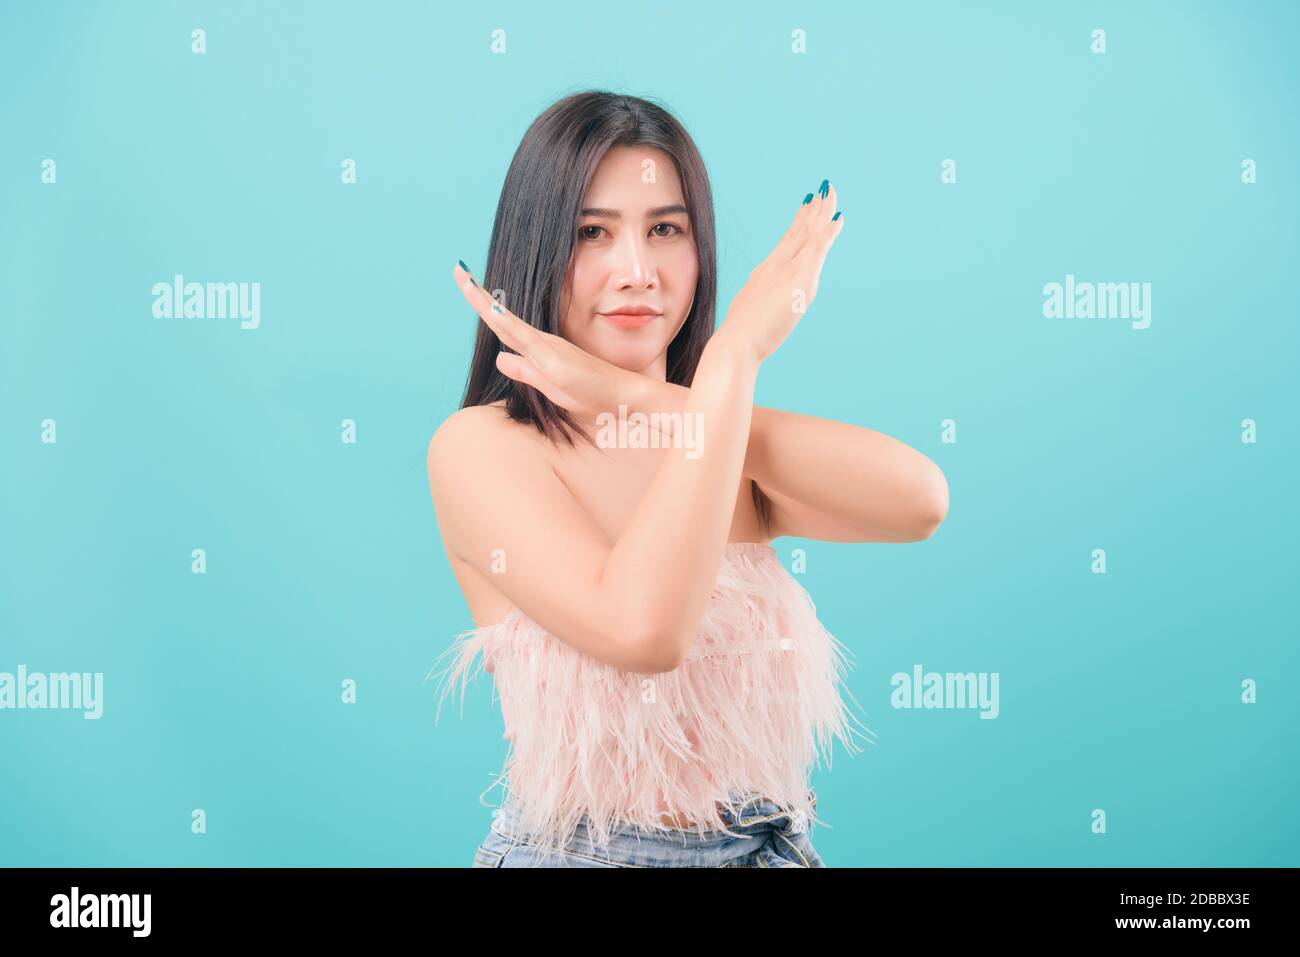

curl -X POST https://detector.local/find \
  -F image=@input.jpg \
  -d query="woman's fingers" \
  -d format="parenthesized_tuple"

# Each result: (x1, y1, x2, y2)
(789, 181, 838, 260)
(495, 351, 586, 413)
(777, 183, 843, 309)
(451, 263, 593, 405)
(453, 266, 574, 392)
(771, 188, 821, 261)
(809, 189, 843, 260)
(820, 181, 837, 217)
(452, 262, 540, 354)
(774, 180, 839, 262)
(797, 193, 845, 291)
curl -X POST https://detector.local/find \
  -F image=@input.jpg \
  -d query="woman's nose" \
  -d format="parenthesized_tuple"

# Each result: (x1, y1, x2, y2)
(613, 234, 655, 286)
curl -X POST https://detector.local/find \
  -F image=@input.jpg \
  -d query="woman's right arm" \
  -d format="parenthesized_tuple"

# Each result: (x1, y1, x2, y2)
(427, 329, 758, 676)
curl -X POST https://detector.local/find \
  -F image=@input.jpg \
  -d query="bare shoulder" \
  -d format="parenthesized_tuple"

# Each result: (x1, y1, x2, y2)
(430, 400, 513, 452)
(427, 401, 543, 489)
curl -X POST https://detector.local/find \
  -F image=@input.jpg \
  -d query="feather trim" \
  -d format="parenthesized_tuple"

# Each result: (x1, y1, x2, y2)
(427, 542, 875, 853)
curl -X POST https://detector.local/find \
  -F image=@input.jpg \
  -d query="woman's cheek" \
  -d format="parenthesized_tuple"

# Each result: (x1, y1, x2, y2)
(566, 265, 599, 324)
(669, 240, 697, 274)
(670, 246, 698, 305)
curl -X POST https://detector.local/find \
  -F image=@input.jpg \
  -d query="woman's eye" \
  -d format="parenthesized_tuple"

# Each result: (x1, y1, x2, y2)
(578, 223, 684, 241)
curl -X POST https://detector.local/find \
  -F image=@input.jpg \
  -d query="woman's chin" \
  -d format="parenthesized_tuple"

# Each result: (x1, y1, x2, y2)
(588, 342, 665, 374)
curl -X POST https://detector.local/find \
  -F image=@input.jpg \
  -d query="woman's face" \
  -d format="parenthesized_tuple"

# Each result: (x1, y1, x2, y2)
(557, 145, 699, 380)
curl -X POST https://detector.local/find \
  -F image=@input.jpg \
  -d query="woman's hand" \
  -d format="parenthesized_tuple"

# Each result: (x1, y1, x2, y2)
(452, 262, 648, 420)
(716, 180, 844, 362)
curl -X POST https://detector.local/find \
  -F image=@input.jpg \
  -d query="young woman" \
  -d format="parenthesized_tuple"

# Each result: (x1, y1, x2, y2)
(428, 91, 948, 868)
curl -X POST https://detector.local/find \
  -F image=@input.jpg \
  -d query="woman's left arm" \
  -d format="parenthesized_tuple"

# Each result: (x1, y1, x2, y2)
(478, 321, 948, 545)
(636, 379, 949, 544)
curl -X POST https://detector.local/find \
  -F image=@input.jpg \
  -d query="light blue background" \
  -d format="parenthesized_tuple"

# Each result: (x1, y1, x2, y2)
(2, 0, 1296, 867)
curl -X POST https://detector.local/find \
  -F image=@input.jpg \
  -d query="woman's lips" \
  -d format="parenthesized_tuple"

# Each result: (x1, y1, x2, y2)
(598, 311, 661, 329)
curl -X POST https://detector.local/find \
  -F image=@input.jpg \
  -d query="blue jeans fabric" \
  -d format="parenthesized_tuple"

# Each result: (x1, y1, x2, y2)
(470, 790, 826, 868)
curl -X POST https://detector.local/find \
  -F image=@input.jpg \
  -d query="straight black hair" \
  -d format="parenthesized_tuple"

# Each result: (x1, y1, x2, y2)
(459, 91, 717, 448)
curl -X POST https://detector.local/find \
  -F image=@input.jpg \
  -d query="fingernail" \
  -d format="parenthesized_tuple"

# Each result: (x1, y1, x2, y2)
(819, 179, 829, 199)
(832, 211, 842, 221)
(802, 193, 814, 205)
(458, 259, 477, 286)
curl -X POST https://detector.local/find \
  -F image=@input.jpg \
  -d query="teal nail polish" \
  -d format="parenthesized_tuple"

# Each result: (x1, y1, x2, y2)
(819, 179, 829, 199)
(802, 193, 813, 205)
(832, 211, 842, 221)
(458, 259, 477, 286)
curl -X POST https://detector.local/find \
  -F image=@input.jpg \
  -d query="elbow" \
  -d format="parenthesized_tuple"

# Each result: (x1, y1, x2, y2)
(626, 625, 687, 674)
(913, 467, 949, 540)
(597, 586, 687, 673)
(610, 595, 691, 672)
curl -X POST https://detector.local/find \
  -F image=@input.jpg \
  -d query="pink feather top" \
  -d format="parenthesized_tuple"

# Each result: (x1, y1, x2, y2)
(430, 541, 875, 853)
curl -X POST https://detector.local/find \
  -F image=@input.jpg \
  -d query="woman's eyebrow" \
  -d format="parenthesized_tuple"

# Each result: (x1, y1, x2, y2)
(579, 204, 689, 218)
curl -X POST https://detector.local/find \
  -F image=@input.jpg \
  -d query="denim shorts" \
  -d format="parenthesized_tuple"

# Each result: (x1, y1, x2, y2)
(470, 789, 826, 868)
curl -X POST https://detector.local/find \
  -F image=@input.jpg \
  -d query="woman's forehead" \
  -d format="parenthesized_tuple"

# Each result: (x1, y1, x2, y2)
(585, 146, 684, 206)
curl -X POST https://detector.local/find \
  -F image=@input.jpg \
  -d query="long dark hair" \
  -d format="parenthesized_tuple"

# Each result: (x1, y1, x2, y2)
(459, 91, 718, 449)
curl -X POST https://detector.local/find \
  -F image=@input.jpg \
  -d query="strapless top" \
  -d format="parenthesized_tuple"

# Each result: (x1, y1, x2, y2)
(430, 542, 874, 852)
